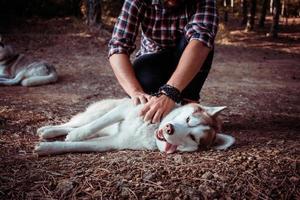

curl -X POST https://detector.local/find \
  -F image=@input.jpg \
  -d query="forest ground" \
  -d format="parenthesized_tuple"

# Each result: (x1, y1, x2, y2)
(0, 16, 299, 199)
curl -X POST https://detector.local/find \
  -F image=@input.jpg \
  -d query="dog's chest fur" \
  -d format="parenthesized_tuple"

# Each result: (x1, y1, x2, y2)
(118, 118, 158, 150)
(93, 100, 159, 150)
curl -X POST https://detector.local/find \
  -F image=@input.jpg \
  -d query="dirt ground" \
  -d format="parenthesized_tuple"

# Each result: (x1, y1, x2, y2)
(0, 16, 299, 199)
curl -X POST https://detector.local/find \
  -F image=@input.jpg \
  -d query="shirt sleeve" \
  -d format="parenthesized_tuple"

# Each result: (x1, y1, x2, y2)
(108, 0, 145, 58)
(184, 0, 219, 48)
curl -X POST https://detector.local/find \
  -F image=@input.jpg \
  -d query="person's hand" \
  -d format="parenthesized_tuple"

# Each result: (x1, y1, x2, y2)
(140, 95, 175, 123)
(130, 91, 151, 105)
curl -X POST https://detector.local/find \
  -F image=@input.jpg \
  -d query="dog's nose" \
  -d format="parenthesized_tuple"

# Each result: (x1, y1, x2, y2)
(165, 123, 174, 135)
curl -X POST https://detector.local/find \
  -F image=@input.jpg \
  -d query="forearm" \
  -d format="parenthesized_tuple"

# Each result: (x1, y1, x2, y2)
(109, 53, 144, 97)
(167, 40, 211, 92)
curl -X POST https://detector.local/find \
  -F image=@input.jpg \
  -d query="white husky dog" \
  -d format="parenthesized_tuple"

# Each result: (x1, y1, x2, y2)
(35, 98, 235, 155)
(0, 41, 57, 86)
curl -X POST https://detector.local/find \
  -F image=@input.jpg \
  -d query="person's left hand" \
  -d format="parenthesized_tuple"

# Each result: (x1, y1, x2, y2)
(139, 95, 175, 123)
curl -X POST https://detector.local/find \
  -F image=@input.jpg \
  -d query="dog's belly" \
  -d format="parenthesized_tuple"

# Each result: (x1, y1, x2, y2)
(93, 123, 158, 150)
(118, 119, 159, 150)
(95, 118, 158, 150)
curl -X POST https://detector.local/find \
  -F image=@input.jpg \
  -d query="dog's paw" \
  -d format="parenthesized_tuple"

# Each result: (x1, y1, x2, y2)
(37, 128, 55, 140)
(37, 126, 70, 140)
(65, 134, 77, 142)
(36, 126, 51, 136)
(37, 128, 53, 140)
(34, 142, 51, 156)
(65, 129, 82, 141)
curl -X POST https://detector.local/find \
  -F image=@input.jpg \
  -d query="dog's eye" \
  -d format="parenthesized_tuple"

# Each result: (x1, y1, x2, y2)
(186, 117, 190, 123)
(189, 134, 196, 142)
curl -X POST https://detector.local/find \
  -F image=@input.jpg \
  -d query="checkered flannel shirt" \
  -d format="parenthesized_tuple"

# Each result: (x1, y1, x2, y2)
(108, 0, 218, 58)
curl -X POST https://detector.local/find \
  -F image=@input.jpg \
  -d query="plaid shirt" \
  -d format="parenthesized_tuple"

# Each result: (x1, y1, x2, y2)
(108, 0, 218, 58)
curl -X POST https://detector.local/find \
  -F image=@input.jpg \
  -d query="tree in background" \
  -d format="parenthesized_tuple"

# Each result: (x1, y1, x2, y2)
(259, 0, 269, 28)
(81, 0, 102, 26)
(240, 0, 248, 26)
(223, 0, 230, 23)
(223, 0, 234, 23)
(270, 0, 274, 13)
(269, 0, 281, 38)
(1, 0, 299, 38)
(245, 0, 257, 31)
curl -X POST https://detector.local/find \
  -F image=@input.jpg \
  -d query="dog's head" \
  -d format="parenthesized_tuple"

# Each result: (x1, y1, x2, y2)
(0, 40, 15, 62)
(155, 103, 226, 153)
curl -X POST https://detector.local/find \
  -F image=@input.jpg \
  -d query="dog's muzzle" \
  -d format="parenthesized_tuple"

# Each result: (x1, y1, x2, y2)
(155, 127, 178, 154)
(164, 123, 174, 135)
(156, 123, 174, 141)
(156, 129, 166, 141)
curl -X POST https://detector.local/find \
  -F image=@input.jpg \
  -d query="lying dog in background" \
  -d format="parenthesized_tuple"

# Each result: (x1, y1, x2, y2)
(0, 39, 58, 86)
(35, 98, 235, 155)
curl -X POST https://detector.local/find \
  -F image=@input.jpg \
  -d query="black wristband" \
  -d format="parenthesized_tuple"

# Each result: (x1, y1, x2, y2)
(152, 84, 182, 104)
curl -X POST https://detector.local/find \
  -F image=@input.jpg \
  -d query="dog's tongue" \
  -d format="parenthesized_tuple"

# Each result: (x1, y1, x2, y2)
(165, 143, 177, 154)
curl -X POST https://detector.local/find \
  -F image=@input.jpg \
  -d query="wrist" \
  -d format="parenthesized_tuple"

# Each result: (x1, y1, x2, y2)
(128, 88, 144, 97)
(152, 84, 182, 104)
(165, 82, 183, 92)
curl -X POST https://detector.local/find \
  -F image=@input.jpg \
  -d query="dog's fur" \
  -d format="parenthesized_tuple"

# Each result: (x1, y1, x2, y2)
(0, 41, 57, 86)
(35, 98, 235, 155)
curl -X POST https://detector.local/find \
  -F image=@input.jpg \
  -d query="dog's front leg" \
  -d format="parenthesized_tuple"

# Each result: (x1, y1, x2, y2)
(65, 104, 127, 141)
(37, 125, 74, 140)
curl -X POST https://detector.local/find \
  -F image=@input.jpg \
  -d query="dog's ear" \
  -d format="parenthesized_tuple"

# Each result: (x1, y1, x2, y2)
(201, 106, 227, 117)
(213, 133, 235, 150)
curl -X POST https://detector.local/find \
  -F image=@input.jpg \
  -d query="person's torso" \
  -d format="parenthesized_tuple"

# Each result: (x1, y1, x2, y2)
(137, 1, 196, 56)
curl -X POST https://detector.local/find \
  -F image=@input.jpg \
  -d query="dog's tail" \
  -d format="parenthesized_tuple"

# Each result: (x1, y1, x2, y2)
(213, 133, 235, 150)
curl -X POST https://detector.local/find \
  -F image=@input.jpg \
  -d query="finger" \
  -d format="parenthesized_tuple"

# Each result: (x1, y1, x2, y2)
(144, 107, 156, 122)
(139, 95, 148, 104)
(162, 106, 173, 118)
(139, 104, 150, 117)
(152, 109, 163, 123)
(132, 97, 140, 105)
(145, 94, 152, 101)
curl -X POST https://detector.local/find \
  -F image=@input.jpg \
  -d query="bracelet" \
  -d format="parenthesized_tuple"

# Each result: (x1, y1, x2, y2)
(152, 84, 182, 104)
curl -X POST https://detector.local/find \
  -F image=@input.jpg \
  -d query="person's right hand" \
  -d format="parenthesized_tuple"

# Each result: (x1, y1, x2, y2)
(130, 91, 151, 105)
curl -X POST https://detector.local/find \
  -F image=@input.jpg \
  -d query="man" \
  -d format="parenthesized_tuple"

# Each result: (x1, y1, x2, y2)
(108, 0, 218, 123)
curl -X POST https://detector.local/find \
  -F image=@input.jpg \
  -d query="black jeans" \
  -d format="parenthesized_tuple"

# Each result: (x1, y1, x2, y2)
(132, 37, 214, 101)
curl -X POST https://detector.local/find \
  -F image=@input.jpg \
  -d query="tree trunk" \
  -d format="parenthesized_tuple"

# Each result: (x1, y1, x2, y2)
(246, 0, 257, 31)
(223, 0, 230, 23)
(259, 0, 269, 28)
(281, 0, 288, 24)
(241, 0, 248, 26)
(86, 0, 102, 26)
(269, 0, 281, 38)
(270, 0, 274, 14)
